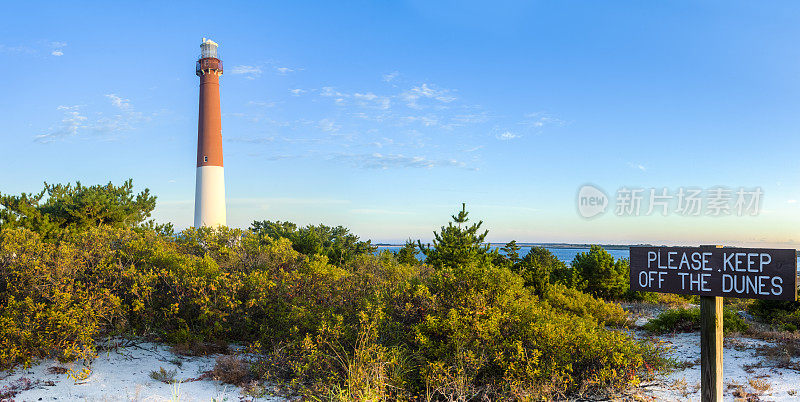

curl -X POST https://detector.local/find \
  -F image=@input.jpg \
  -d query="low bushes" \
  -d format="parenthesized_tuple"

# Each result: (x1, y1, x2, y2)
(750, 298, 800, 332)
(642, 307, 749, 334)
(0, 201, 669, 399)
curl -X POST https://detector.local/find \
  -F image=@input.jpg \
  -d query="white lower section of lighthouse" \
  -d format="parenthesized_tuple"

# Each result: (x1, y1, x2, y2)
(194, 166, 227, 227)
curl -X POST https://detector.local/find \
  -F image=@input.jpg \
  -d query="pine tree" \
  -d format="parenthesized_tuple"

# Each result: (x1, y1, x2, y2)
(395, 238, 420, 265)
(0, 179, 156, 238)
(419, 203, 490, 268)
(500, 240, 521, 264)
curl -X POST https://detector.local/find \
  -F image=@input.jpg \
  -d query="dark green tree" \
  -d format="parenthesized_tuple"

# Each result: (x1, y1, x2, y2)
(395, 238, 420, 265)
(512, 246, 568, 295)
(250, 220, 376, 265)
(570, 245, 629, 299)
(0, 179, 156, 238)
(500, 240, 522, 264)
(418, 203, 490, 268)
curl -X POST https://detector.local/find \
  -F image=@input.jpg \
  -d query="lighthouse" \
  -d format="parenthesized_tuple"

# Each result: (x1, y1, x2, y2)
(194, 38, 226, 227)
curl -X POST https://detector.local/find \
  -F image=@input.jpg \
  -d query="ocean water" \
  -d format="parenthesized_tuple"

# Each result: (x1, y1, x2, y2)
(375, 245, 800, 269)
(375, 245, 629, 266)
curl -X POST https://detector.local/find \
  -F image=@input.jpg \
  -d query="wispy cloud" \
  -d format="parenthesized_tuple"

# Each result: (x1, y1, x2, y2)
(289, 88, 306, 96)
(332, 153, 468, 170)
(318, 118, 340, 132)
(0, 44, 36, 54)
(227, 136, 275, 144)
(382, 71, 399, 82)
(320, 87, 346, 97)
(35, 106, 86, 143)
(229, 65, 262, 79)
(1, 40, 66, 56)
(36, 94, 147, 143)
(50, 41, 66, 56)
(105, 94, 131, 110)
(275, 66, 294, 74)
(496, 131, 519, 140)
(248, 100, 276, 108)
(521, 112, 565, 129)
(401, 83, 456, 108)
(353, 92, 390, 110)
(627, 162, 647, 172)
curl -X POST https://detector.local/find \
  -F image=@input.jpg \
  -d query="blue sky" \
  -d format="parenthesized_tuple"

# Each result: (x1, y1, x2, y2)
(4, 1, 800, 246)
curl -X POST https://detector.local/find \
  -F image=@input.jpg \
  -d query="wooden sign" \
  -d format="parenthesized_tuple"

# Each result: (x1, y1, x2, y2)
(630, 246, 797, 301)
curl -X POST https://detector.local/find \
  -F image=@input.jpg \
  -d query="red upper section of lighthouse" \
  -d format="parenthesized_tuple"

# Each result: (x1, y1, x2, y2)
(196, 58, 223, 76)
(196, 39, 224, 168)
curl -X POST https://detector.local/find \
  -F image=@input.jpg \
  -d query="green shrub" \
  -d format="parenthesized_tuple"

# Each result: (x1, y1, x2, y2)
(0, 227, 124, 369)
(643, 307, 749, 334)
(512, 246, 568, 295)
(750, 299, 800, 331)
(250, 220, 375, 265)
(570, 245, 630, 300)
(0, 196, 669, 400)
(543, 284, 631, 327)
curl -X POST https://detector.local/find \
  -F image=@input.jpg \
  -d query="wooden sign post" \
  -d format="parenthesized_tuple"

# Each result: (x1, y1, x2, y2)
(700, 296, 722, 401)
(630, 246, 797, 402)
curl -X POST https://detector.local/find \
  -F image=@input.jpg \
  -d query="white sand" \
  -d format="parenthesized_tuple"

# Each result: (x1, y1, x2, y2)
(633, 329, 800, 401)
(3, 323, 798, 401)
(0, 340, 285, 401)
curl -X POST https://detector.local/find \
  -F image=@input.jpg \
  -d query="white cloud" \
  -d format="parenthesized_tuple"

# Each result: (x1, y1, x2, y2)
(49, 41, 66, 57)
(382, 71, 399, 82)
(333, 153, 468, 170)
(318, 118, 340, 132)
(401, 83, 456, 108)
(227, 136, 275, 144)
(496, 131, 519, 140)
(229, 65, 262, 79)
(521, 112, 565, 129)
(463, 145, 484, 152)
(275, 66, 294, 74)
(105, 94, 131, 110)
(787, 199, 797, 204)
(354, 92, 390, 110)
(36, 94, 147, 143)
(248, 100, 276, 108)
(320, 87, 345, 97)
(35, 106, 86, 143)
(627, 162, 647, 171)
(289, 88, 306, 96)
(404, 115, 439, 127)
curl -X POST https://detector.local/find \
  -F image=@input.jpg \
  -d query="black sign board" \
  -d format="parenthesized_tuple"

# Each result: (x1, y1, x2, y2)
(630, 246, 798, 301)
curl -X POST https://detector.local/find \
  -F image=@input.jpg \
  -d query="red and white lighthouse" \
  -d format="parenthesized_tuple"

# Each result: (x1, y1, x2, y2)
(194, 38, 226, 227)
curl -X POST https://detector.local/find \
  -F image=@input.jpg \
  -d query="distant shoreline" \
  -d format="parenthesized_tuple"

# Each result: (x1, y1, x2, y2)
(374, 243, 637, 250)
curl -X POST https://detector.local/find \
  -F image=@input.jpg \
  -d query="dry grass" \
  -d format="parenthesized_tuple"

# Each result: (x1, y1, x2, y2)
(209, 354, 253, 386)
(727, 379, 767, 401)
(656, 293, 692, 308)
(669, 378, 689, 398)
(742, 362, 763, 373)
(170, 341, 229, 356)
(149, 367, 177, 383)
(748, 378, 770, 393)
(46, 366, 68, 374)
(674, 358, 700, 370)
